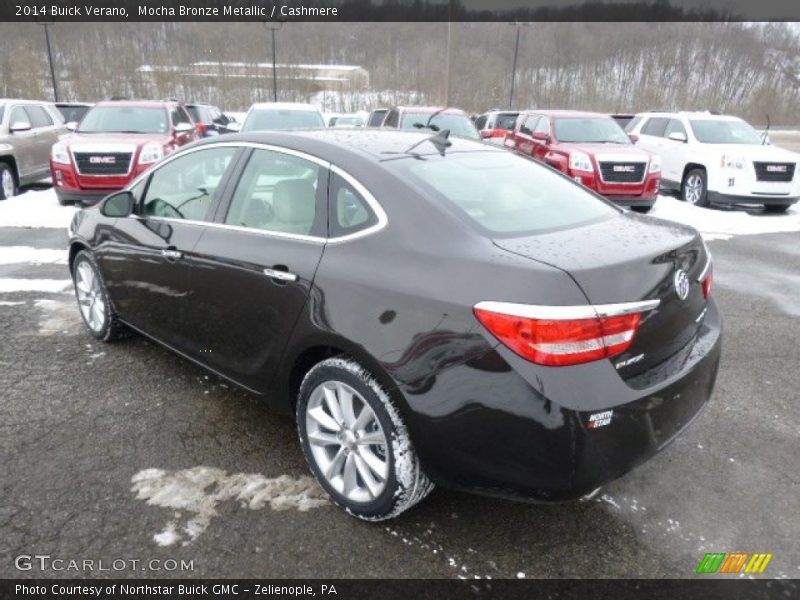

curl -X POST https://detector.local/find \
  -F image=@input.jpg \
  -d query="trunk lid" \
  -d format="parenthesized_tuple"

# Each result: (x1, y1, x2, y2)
(493, 213, 710, 376)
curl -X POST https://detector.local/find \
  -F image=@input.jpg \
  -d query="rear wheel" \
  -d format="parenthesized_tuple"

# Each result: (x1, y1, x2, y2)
(631, 205, 652, 214)
(682, 168, 708, 207)
(764, 204, 789, 214)
(0, 163, 17, 200)
(72, 250, 128, 341)
(296, 357, 433, 520)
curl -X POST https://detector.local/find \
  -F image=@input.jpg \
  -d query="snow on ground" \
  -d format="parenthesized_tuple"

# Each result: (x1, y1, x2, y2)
(0, 246, 67, 265)
(650, 195, 800, 241)
(0, 187, 77, 229)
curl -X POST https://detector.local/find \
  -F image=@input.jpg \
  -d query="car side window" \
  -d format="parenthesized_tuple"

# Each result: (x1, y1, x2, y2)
(141, 147, 237, 221)
(664, 119, 687, 139)
(24, 105, 53, 129)
(641, 117, 669, 137)
(383, 110, 399, 128)
(625, 115, 643, 133)
(475, 115, 487, 130)
(9, 106, 29, 128)
(225, 149, 322, 236)
(533, 117, 550, 135)
(329, 172, 377, 237)
(172, 107, 193, 127)
(520, 116, 539, 135)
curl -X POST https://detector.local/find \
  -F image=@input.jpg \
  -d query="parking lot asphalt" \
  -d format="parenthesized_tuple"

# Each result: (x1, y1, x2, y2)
(0, 208, 798, 581)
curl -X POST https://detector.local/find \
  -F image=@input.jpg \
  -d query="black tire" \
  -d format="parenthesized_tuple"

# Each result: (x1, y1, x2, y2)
(296, 356, 433, 520)
(71, 250, 129, 342)
(631, 205, 652, 214)
(681, 168, 709, 207)
(0, 162, 18, 200)
(764, 204, 789, 214)
(57, 194, 71, 206)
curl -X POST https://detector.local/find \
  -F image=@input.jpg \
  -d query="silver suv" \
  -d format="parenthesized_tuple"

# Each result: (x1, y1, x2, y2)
(0, 99, 66, 200)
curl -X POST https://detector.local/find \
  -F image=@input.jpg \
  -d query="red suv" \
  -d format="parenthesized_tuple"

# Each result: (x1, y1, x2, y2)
(505, 110, 661, 212)
(51, 100, 201, 205)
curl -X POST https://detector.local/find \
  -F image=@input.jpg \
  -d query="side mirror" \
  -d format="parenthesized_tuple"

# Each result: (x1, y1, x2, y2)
(174, 122, 194, 133)
(532, 131, 550, 143)
(628, 133, 639, 143)
(668, 131, 687, 143)
(66, 121, 78, 132)
(10, 121, 32, 133)
(101, 191, 135, 218)
(196, 122, 208, 136)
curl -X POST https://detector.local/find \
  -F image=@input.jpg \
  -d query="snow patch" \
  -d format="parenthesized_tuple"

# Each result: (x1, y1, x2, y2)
(0, 187, 77, 228)
(0, 246, 68, 265)
(0, 278, 72, 293)
(650, 196, 800, 241)
(0, 300, 24, 306)
(34, 298, 82, 335)
(131, 466, 329, 547)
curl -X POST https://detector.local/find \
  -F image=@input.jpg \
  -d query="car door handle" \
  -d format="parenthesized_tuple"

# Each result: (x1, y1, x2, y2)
(263, 267, 298, 282)
(161, 249, 183, 260)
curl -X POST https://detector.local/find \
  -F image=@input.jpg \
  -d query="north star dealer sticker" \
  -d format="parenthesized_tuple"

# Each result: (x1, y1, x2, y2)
(587, 410, 613, 429)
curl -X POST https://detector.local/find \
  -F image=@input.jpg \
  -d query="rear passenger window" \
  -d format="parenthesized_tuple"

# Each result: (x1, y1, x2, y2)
(383, 110, 399, 128)
(225, 149, 322, 236)
(641, 118, 669, 137)
(24, 105, 53, 128)
(329, 173, 377, 237)
(142, 147, 237, 221)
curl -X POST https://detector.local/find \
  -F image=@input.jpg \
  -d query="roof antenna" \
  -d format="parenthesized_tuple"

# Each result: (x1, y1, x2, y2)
(404, 129, 452, 156)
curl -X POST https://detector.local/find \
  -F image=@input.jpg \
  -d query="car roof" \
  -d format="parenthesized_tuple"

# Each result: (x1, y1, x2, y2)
(249, 102, 321, 112)
(522, 109, 612, 119)
(395, 106, 468, 115)
(634, 111, 741, 121)
(195, 128, 497, 163)
(94, 100, 173, 109)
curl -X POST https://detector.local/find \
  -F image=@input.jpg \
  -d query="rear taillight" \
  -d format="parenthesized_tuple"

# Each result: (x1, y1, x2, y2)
(702, 269, 713, 299)
(474, 302, 657, 367)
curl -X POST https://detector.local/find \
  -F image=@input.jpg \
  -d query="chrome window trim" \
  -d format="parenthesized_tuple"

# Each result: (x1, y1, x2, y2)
(474, 299, 660, 321)
(124, 140, 388, 244)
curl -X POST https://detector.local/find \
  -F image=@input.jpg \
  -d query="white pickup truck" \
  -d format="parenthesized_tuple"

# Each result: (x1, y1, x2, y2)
(627, 111, 800, 212)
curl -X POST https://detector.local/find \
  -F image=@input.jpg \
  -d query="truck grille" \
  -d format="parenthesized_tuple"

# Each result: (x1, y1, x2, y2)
(598, 161, 646, 183)
(753, 162, 795, 182)
(74, 152, 132, 176)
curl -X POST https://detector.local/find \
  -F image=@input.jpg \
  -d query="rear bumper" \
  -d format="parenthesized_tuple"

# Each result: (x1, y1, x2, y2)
(404, 300, 722, 502)
(708, 191, 799, 207)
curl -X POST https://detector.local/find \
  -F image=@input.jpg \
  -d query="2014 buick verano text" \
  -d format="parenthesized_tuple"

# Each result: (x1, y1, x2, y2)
(67, 130, 721, 520)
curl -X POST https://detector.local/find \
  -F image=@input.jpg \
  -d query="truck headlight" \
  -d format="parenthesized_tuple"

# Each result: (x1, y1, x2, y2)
(51, 143, 71, 165)
(721, 154, 745, 169)
(649, 155, 661, 173)
(569, 152, 593, 172)
(139, 143, 164, 165)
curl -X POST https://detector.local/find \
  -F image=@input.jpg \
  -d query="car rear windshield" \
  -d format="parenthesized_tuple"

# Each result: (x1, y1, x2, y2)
(402, 113, 481, 140)
(242, 109, 325, 132)
(554, 117, 630, 144)
(391, 150, 617, 237)
(494, 113, 519, 130)
(78, 106, 169, 134)
(689, 119, 763, 144)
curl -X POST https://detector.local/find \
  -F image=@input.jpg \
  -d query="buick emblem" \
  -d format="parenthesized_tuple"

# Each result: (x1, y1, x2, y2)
(90, 156, 116, 164)
(673, 269, 690, 301)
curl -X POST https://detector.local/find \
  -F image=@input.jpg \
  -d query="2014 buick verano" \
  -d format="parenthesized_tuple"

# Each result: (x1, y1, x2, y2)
(67, 129, 721, 520)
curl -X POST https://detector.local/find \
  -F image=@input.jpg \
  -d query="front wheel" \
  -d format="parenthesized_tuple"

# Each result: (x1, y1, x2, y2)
(72, 250, 128, 341)
(297, 357, 433, 520)
(682, 168, 708, 207)
(0, 163, 17, 200)
(631, 205, 653, 214)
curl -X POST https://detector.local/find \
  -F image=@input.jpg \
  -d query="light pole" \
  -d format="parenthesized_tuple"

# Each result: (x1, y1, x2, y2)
(40, 22, 59, 102)
(264, 21, 283, 102)
(508, 22, 531, 109)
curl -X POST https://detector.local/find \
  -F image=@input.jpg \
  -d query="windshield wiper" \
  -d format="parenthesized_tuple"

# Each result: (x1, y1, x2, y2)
(413, 107, 449, 132)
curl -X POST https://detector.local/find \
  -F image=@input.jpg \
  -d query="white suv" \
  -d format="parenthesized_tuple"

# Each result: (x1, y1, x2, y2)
(627, 111, 800, 212)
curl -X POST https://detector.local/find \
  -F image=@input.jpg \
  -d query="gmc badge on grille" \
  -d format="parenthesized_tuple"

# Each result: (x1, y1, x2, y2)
(613, 165, 636, 172)
(90, 156, 116, 164)
(766, 165, 787, 172)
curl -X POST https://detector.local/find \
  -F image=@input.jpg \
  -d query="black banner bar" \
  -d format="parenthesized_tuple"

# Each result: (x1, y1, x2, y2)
(2, 0, 800, 22)
(2, 579, 798, 600)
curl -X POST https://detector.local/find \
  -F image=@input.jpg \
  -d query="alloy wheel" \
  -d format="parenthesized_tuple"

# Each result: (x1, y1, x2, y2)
(75, 261, 106, 332)
(1, 169, 14, 199)
(684, 174, 704, 204)
(305, 380, 389, 503)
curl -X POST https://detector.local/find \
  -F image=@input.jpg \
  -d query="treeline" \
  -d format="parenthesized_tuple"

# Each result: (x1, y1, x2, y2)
(1, 21, 799, 123)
